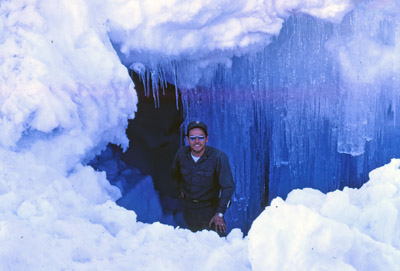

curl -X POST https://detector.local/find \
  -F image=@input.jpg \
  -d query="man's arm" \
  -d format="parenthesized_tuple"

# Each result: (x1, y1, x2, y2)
(215, 152, 235, 214)
(209, 151, 235, 234)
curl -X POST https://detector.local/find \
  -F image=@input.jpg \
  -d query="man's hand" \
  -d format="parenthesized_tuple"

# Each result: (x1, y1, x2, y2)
(209, 214, 226, 233)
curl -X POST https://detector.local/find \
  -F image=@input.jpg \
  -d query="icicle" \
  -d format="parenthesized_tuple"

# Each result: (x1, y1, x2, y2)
(172, 61, 179, 110)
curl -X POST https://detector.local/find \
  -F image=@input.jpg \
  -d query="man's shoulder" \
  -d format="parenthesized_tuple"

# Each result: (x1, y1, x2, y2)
(174, 146, 191, 164)
(176, 146, 191, 156)
(206, 146, 227, 158)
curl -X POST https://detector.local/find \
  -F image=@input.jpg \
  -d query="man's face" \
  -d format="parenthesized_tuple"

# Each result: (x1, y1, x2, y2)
(186, 128, 208, 156)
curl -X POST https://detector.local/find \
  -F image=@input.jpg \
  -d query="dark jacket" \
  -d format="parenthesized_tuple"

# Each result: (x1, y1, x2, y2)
(171, 146, 235, 214)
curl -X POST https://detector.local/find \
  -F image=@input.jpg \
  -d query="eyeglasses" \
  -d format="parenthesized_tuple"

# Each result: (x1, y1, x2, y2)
(189, 135, 206, 141)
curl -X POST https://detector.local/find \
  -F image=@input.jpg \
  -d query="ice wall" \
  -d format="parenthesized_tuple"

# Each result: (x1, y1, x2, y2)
(112, 0, 400, 232)
(187, 3, 400, 232)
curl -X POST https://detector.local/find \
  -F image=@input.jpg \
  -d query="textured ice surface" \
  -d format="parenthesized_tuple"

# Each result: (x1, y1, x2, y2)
(176, 1, 400, 231)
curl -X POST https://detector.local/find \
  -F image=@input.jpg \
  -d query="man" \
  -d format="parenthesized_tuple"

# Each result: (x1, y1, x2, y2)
(171, 121, 235, 234)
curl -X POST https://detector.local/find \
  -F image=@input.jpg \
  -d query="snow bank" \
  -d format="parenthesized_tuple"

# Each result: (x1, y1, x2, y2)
(2, 142, 400, 270)
(0, 148, 249, 271)
(0, 0, 136, 172)
(248, 159, 400, 271)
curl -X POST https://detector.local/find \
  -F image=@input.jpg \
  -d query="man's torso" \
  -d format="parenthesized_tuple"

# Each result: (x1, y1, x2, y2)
(177, 146, 222, 202)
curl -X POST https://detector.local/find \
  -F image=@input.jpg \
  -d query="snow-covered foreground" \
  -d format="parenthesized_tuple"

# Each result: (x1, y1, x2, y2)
(249, 159, 400, 271)
(1, 147, 400, 270)
(0, 148, 249, 270)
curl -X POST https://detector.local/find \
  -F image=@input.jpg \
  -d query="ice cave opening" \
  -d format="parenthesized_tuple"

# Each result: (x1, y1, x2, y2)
(91, 12, 400, 235)
(90, 70, 187, 228)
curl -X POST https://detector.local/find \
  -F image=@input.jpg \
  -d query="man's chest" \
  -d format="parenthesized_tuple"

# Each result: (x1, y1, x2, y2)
(180, 157, 217, 184)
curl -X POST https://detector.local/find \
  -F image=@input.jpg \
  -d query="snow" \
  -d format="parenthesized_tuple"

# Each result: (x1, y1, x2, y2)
(109, 0, 353, 88)
(110, 0, 352, 56)
(249, 159, 400, 270)
(2, 142, 400, 270)
(1, 0, 400, 270)
(0, 0, 136, 171)
(0, 147, 250, 270)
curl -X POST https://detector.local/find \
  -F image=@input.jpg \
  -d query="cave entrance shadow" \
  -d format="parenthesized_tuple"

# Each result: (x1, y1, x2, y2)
(120, 70, 186, 227)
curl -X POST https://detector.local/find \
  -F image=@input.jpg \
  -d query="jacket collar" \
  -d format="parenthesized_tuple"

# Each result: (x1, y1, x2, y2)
(185, 145, 210, 160)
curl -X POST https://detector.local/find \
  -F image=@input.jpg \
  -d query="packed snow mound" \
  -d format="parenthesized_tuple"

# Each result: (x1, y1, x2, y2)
(0, 0, 136, 171)
(248, 158, 400, 271)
